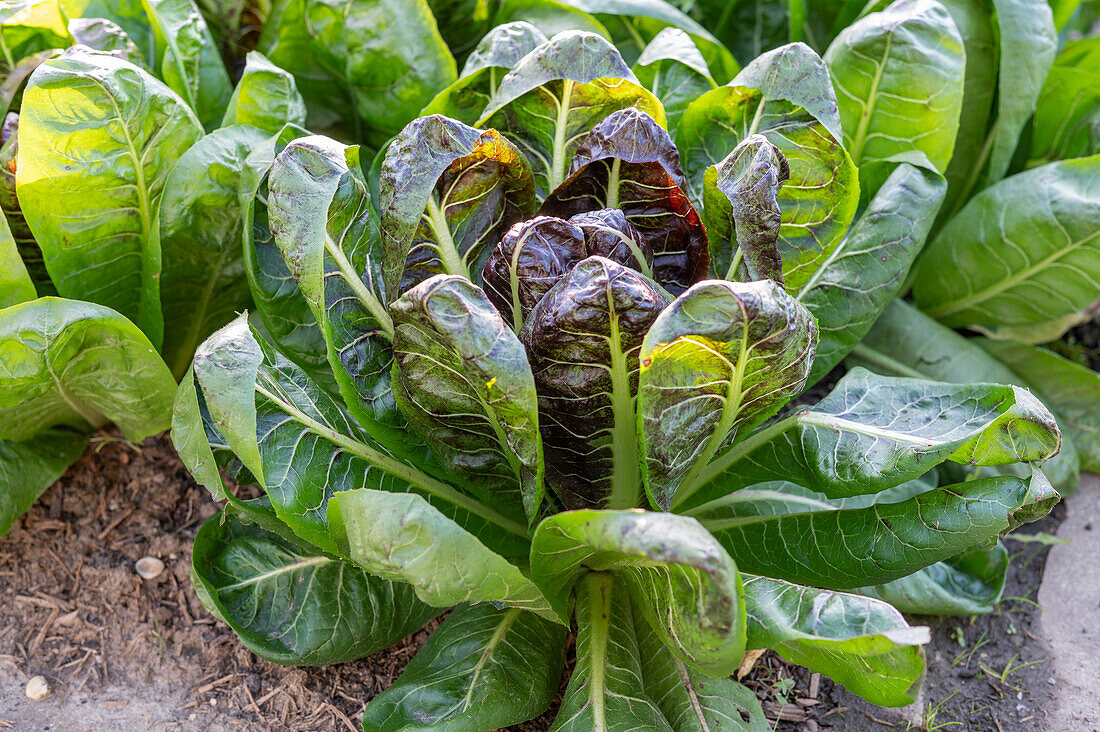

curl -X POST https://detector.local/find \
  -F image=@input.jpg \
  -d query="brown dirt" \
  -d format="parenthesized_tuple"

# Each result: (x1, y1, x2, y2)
(0, 428, 1064, 731)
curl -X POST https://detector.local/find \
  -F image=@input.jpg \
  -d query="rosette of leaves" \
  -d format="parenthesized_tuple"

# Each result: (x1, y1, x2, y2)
(177, 32, 1063, 731)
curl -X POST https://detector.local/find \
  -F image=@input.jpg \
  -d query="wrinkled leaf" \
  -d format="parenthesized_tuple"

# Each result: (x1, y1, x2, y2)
(221, 50, 306, 134)
(676, 367, 1061, 508)
(0, 428, 85, 537)
(522, 256, 673, 509)
(633, 27, 715, 132)
(912, 156, 1100, 342)
(742, 575, 928, 707)
(17, 50, 203, 347)
(390, 275, 543, 521)
(824, 0, 964, 198)
(191, 505, 438, 665)
(531, 508, 746, 675)
(329, 488, 552, 617)
(478, 30, 665, 194)
(638, 279, 816, 510)
(159, 124, 267, 378)
(540, 107, 709, 293)
(0, 297, 175, 441)
(361, 603, 567, 730)
(379, 114, 537, 298)
(67, 17, 144, 65)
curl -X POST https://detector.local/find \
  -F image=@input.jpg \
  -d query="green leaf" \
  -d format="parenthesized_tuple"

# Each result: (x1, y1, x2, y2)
(493, 0, 609, 44)
(530, 508, 746, 675)
(221, 50, 306, 134)
(846, 298, 1081, 496)
(58, 0, 156, 63)
(0, 297, 176, 441)
(696, 470, 1059, 589)
(539, 107, 709, 293)
(0, 1, 68, 74)
(379, 114, 537, 300)
(268, 134, 406, 441)
(703, 134, 789, 284)
(67, 17, 145, 66)
(191, 505, 438, 665)
(678, 44, 859, 292)
(422, 21, 549, 126)
(676, 367, 1061, 508)
(681, 0, 792, 68)
(633, 28, 716, 132)
(142, 0, 232, 130)
(742, 575, 928, 707)
(638, 279, 816, 510)
(857, 542, 1010, 616)
(1027, 38, 1100, 168)
(425, 0, 497, 60)
(824, 0, 965, 198)
(239, 125, 333, 385)
(550, 572, 673, 731)
(159, 124, 268, 378)
(978, 340, 1100, 473)
(0, 428, 85, 537)
(17, 50, 203, 347)
(636, 615, 770, 732)
(912, 156, 1100, 342)
(0, 112, 52, 297)
(478, 30, 665, 194)
(0, 213, 35, 308)
(522, 256, 673, 509)
(258, 0, 457, 146)
(795, 162, 946, 385)
(391, 275, 544, 522)
(329, 488, 552, 618)
(361, 603, 568, 731)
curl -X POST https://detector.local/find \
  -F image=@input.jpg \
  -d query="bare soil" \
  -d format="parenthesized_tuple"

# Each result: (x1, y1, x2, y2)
(0, 428, 1066, 731)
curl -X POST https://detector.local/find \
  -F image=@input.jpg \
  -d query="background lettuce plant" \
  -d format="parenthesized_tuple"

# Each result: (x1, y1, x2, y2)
(176, 33, 1064, 730)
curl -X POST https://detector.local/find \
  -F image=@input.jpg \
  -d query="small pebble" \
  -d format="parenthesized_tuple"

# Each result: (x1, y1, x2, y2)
(25, 675, 49, 701)
(805, 720, 819, 732)
(1049, 676, 1057, 686)
(135, 556, 165, 580)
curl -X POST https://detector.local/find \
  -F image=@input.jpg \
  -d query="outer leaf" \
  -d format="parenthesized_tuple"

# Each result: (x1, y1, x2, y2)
(796, 162, 946, 384)
(329, 489, 553, 618)
(0, 115, 50, 297)
(531, 509, 746, 675)
(57, 0, 155, 63)
(823, 0, 965, 196)
(633, 28, 715, 132)
(676, 368, 1061, 508)
(221, 50, 307, 134)
(697, 471, 1059, 589)
(67, 17, 144, 66)
(0, 213, 34, 308)
(636, 617, 770, 732)
(191, 505, 438, 665)
(679, 45, 859, 292)
(522, 256, 673, 509)
(142, 0, 232, 130)
(16, 50, 202, 347)
(638, 279, 816, 510)
(979, 0, 1056, 188)
(742, 575, 928, 707)
(478, 30, 665, 193)
(705, 134, 789, 284)
(423, 21, 549, 125)
(0, 428, 85, 537)
(239, 125, 332, 384)
(0, 297, 175, 441)
(550, 572, 673, 732)
(978, 340, 1100, 473)
(846, 298, 1080, 496)
(1027, 61, 1100, 168)
(191, 314, 531, 554)
(682, 0, 791, 68)
(0, 0, 67, 74)
(390, 275, 543, 521)
(493, 0, 609, 40)
(912, 156, 1100, 341)
(379, 114, 537, 299)
(159, 124, 267, 378)
(426, 0, 497, 60)
(258, 0, 457, 146)
(539, 108, 709, 293)
(360, 603, 568, 731)
(858, 542, 1010, 616)
(268, 135, 403, 436)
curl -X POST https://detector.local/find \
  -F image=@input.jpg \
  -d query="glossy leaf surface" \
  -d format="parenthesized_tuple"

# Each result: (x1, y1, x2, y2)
(221, 50, 307, 134)
(638, 279, 816, 510)
(0, 428, 85, 537)
(0, 214, 34, 308)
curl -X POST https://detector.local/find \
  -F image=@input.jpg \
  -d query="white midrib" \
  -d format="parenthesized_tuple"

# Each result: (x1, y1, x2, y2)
(847, 33, 893, 167)
(460, 608, 521, 709)
(550, 80, 575, 191)
(608, 310, 640, 509)
(217, 556, 331, 592)
(587, 574, 611, 732)
(676, 657, 712, 731)
(323, 232, 394, 340)
(509, 242, 526, 333)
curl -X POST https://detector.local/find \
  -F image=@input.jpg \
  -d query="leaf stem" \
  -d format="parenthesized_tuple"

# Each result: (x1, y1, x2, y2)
(583, 572, 612, 731)
(607, 312, 641, 509)
(425, 196, 471, 281)
(550, 80, 575, 191)
(323, 234, 394, 339)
